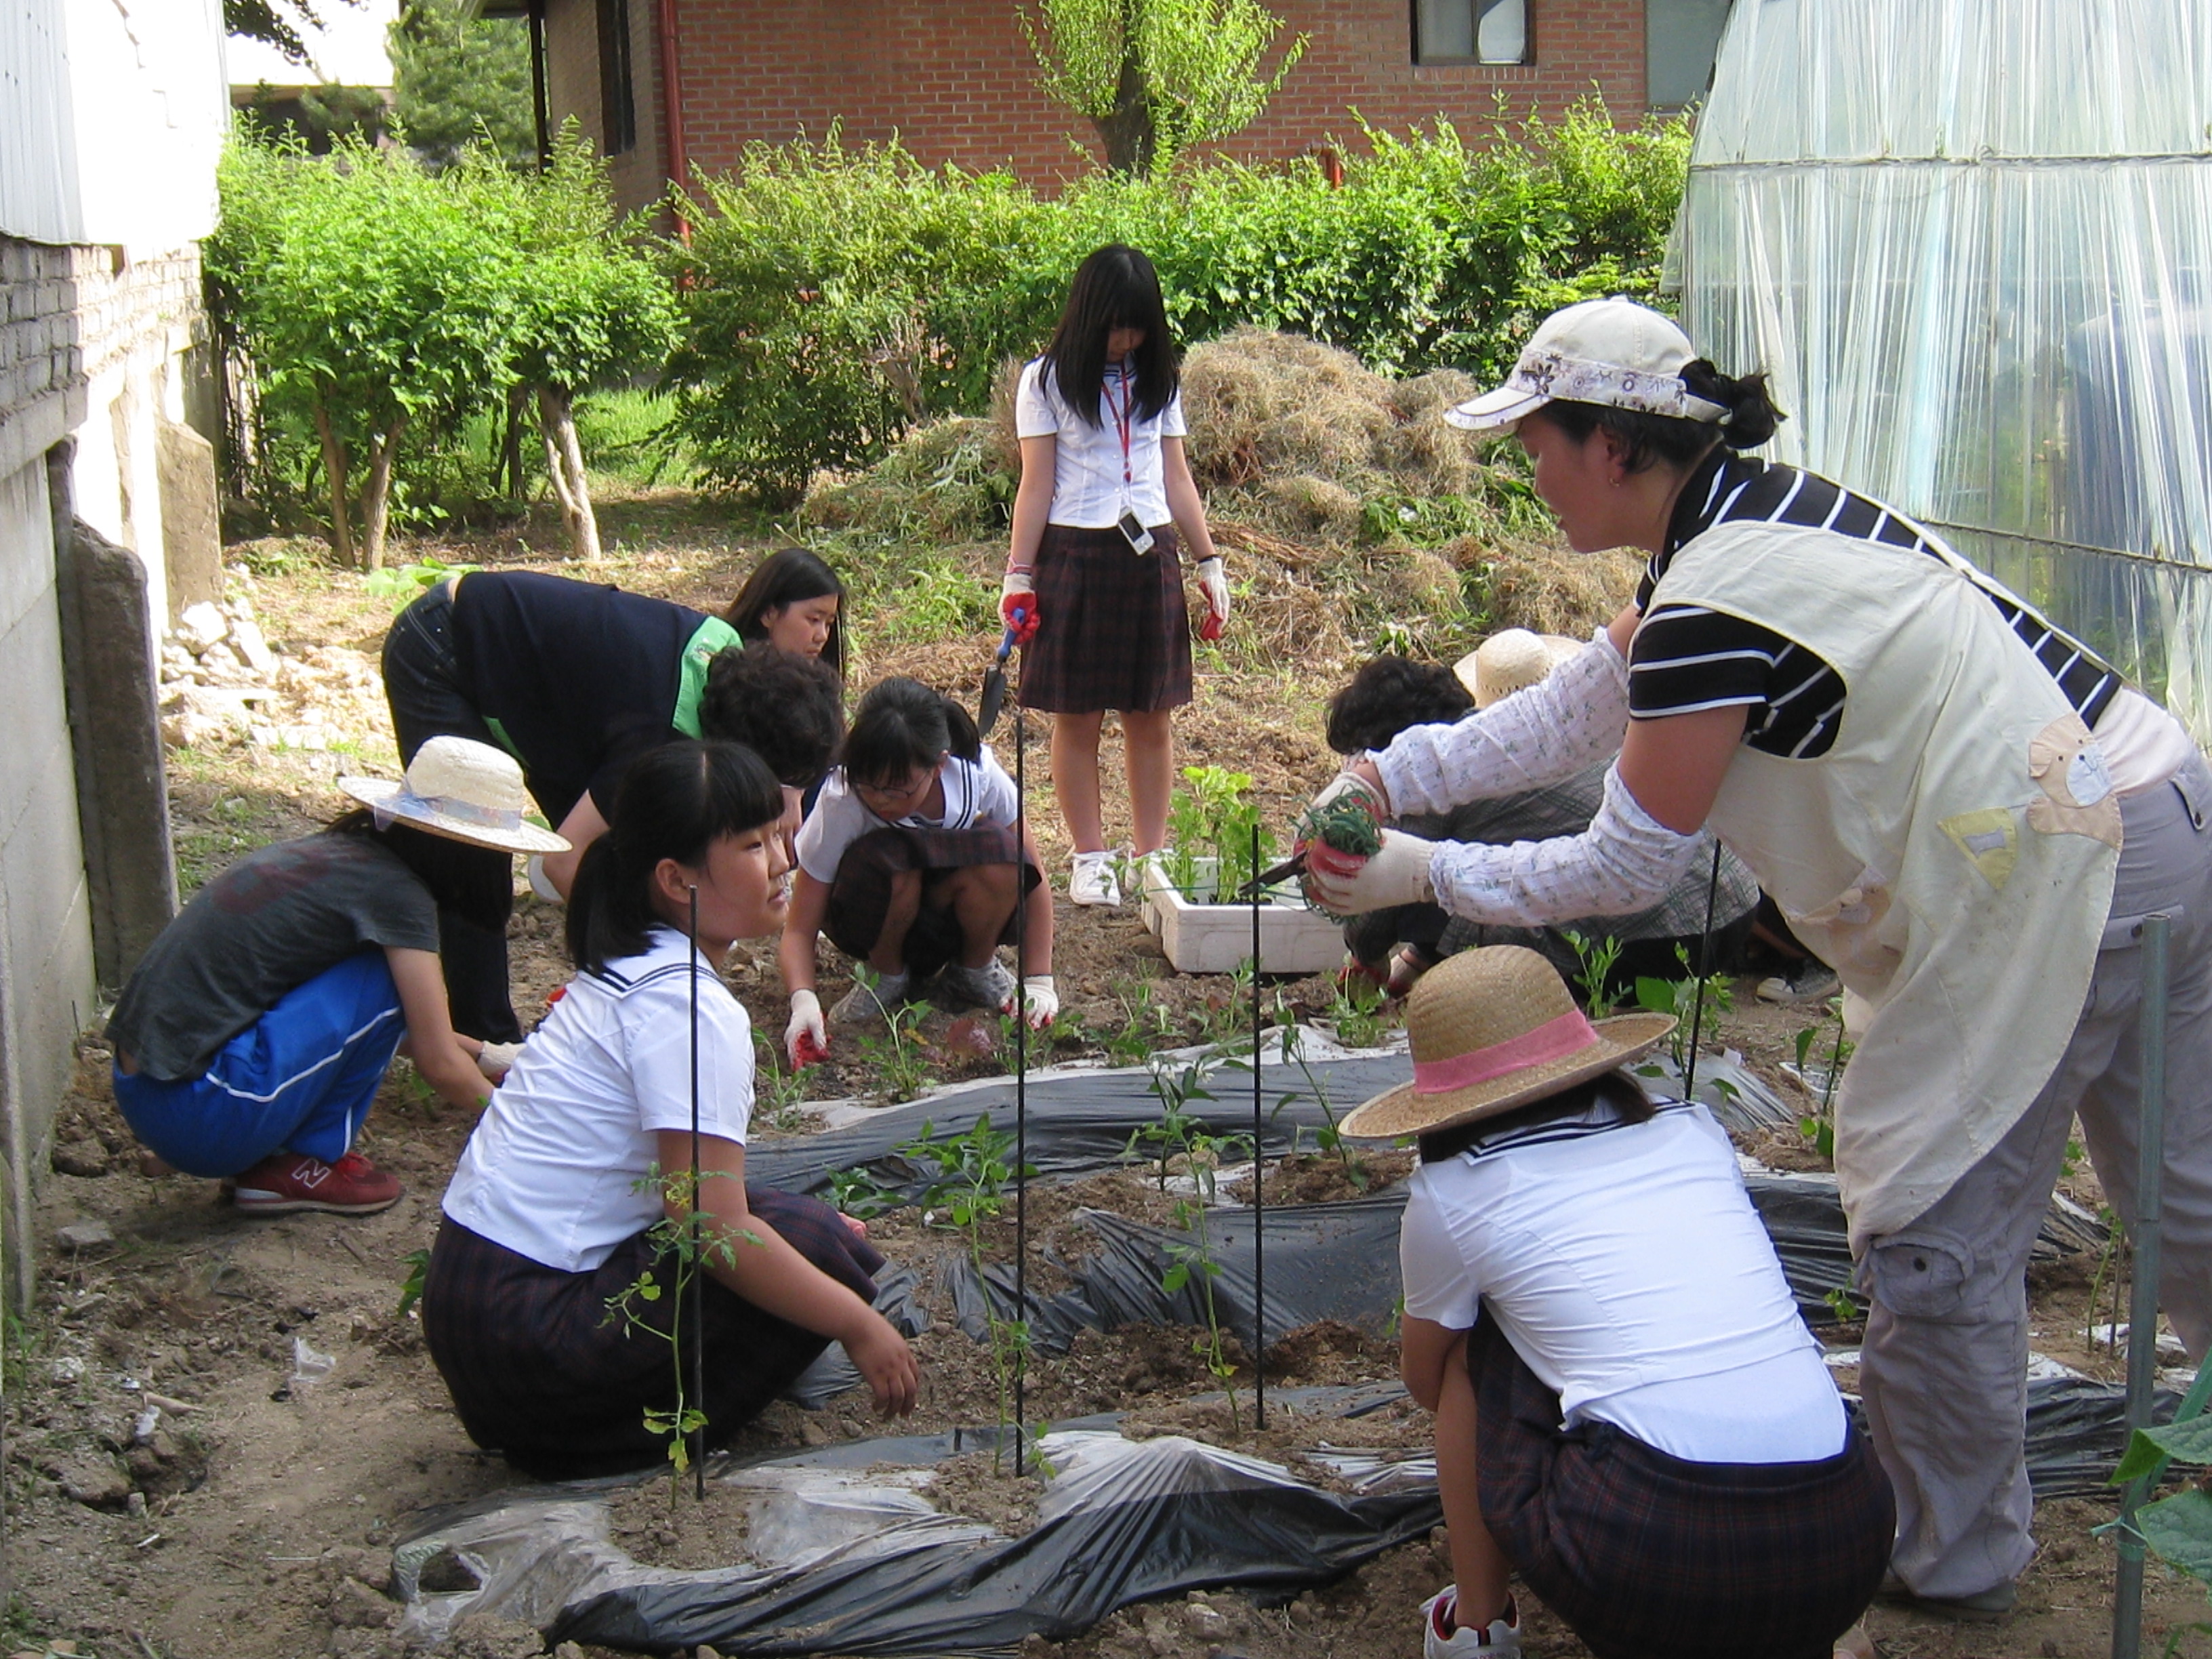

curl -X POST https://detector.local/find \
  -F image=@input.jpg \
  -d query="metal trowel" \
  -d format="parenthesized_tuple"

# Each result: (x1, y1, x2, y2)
(978, 624, 1019, 737)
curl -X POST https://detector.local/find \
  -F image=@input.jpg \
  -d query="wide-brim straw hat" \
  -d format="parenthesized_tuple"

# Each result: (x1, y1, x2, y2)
(1454, 629, 1582, 708)
(339, 735, 570, 857)
(1342, 945, 1675, 1140)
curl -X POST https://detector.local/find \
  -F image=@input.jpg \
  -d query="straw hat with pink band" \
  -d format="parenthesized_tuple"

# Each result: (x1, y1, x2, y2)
(1341, 945, 1675, 1140)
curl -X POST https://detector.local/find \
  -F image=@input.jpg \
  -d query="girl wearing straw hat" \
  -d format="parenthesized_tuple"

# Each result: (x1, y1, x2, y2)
(1362, 946, 1891, 1659)
(1305, 295, 2212, 1621)
(104, 737, 567, 1216)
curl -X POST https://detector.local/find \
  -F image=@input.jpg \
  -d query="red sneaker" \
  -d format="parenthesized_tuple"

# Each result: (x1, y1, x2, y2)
(232, 1151, 402, 1216)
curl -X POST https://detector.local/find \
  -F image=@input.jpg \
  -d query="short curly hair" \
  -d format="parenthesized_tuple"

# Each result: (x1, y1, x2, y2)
(1324, 655, 1473, 755)
(698, 641, 844, 787)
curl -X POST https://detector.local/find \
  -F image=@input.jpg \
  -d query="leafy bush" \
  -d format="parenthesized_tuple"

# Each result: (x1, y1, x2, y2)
(666, 102, 1690, 502)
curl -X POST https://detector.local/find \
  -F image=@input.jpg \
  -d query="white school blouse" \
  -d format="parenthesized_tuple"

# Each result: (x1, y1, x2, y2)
(1015, 356, 1187, 529)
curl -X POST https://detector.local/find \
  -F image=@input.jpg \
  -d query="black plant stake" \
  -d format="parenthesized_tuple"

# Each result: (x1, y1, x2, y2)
(687, 884, 706, 1500)
(1013, 701, 1030, 1470)
(1250, 821, 1265, 1430)
(1681, 842, 1723, 1104)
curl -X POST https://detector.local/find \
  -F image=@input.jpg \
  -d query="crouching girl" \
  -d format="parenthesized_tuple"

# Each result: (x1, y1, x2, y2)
(1353, 947, 1891, 1659)
(780, 677, 1057, 1064)
(422, 741, 918, 1479)
(104, 736, 562, 1215)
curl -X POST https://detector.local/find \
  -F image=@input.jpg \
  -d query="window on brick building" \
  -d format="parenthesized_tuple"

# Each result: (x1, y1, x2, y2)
(596, 0, 636, 155)
(1646, 0, 1734, 106)
(1413, 0, 1528, 66)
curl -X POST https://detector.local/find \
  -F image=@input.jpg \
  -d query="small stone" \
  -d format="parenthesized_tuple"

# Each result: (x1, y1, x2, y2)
(47, 1448, 131, 1509)
(176, 601, 228, 655)
(56, 1220, 114, 1250)
(325, 1546, 392, 1593)
(1288, 1598, 1314, 1626)
(228, 615, 279, 675)
(798, 1417, 834, 1446)
(51, 1140, 109, 1177)
(328, 1576, 398, 1630)
(554, 1646, 588, 1659)
(126, 1490, 147, 1517)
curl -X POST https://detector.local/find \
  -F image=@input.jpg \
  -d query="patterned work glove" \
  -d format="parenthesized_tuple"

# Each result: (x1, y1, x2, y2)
(1004, 975, 1059, 1029)
(1305, 829, 1438, 917)
(786, 989, 829, 1067)
(1195, 557, 1229, 642)
(1000, 568, 1040, 644)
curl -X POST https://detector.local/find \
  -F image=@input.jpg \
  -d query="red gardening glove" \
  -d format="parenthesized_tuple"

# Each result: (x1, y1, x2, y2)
(1000, 571, 1039, 644)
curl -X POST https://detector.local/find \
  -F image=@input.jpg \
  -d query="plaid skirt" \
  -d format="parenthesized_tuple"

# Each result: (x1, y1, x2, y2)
(1017, 523, 1193, 714)
(422, 1189, 884, 1480)
(823, 823, 1043, 980)
(1468, 1314, 1893, 1659)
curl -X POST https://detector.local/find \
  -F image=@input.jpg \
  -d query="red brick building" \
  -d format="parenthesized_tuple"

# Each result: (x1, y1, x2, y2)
(491, 1, 1731, 216)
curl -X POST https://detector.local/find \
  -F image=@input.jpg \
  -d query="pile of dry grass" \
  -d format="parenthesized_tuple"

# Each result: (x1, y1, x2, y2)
(799, 329, 1626, 676)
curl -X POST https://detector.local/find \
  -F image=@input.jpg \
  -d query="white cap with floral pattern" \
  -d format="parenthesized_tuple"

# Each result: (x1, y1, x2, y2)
(1446, 298, 1731, 435)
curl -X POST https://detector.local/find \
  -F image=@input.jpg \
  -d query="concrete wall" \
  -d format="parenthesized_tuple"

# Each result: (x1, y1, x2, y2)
(546, 0, 1655, 218)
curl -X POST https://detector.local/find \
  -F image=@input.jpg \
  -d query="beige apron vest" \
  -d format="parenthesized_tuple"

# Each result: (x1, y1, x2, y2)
(1650, 520, 2120, 1248)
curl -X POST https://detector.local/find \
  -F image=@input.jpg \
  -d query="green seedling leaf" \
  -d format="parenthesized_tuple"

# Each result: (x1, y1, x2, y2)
(1162, 1263, 1191, 1293)
(2137, 1488, 2212, 1585)
(2113, 1415, 2212, 1485)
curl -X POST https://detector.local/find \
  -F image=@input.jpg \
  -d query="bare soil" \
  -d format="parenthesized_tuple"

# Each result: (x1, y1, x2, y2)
(4, 494, 2201, 1659)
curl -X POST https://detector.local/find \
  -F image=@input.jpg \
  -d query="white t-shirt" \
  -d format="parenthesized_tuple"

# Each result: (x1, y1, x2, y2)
(442, 927, 753, 1273)
(1015, 356, 1188, 529)
(796, 747, 1019, 885)
(1400, 1090, 1848, 1465)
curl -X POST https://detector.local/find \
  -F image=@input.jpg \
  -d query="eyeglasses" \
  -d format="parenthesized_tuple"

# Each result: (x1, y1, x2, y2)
(855, 770, 934, 808)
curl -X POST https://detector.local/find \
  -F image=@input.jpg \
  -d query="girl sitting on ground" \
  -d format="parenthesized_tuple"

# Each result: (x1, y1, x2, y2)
(780, 677, 1057, 1065)
(104, 737, 565, 1216)
(1353, 946, 1890, 1659)
(423, 740, 916, 1480)
(727, 546, 846, 675)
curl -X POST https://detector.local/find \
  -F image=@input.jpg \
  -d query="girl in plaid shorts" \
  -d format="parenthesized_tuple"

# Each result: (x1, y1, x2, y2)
(1000, 244, 1230, 907)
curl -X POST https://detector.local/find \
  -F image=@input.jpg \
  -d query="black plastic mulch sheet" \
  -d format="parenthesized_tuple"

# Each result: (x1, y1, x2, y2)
(390, 1416, 1441, 1657)
(937, 1174, 2106, 1347)
(743, 1044, 1802, 1205)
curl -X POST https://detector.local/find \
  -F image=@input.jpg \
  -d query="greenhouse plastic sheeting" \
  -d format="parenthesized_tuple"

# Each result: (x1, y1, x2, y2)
(1677, 0, 2212, 737)
(390, 1423, 1441, 1656)
(935, 1176, 2104, 1349)
(744, 1042, 1799, 1204)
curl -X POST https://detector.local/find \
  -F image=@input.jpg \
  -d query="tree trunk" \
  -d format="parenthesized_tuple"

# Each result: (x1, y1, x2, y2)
(537, 384, 601, 561)
(1094, 41, 1157, 176)
(311, 398, 356, 567)
(501, 382, 529, 499)
(359, 412, 409, 573)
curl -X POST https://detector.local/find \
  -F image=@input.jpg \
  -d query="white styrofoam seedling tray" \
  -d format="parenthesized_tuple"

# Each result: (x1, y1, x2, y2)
(1136, 853, 1346, 975)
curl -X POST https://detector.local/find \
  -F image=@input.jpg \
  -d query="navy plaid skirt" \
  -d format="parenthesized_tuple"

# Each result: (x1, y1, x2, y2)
(1468, 1314, 1893, 1659)
(823, 824, 1043, 979)
(422, 1188, 884, 1480)
(1017, 523, 1193, 714)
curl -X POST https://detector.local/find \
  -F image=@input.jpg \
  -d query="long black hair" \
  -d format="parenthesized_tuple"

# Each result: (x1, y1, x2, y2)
(327, 811, 511, 933)
(842, 676, 981, 790)
(724, 546, 846, 674)
(1039, 243, 1179, 427)
(1535, 362, 1786, 475)
(565, 740, 784, 975)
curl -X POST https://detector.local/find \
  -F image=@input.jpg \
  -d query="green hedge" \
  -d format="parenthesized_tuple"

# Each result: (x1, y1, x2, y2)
(664, 103, 1691, 504)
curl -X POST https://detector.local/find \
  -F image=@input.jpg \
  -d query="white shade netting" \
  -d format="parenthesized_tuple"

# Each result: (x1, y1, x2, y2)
(1673, 0, 2212, 739)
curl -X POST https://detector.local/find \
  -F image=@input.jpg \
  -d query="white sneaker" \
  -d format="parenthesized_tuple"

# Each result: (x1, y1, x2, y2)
(1069, 849, 1122, 907)
(1421, 1588, 1520, 1659)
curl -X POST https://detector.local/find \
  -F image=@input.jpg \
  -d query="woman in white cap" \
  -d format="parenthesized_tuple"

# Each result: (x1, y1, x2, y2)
(104, 738, 567, 1216)
(1366, 945, 1887, 1659)
(1305, 295, 2212, 1620)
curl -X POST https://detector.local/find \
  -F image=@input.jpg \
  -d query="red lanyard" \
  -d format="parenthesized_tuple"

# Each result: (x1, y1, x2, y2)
(1105, 365, 1134, 495)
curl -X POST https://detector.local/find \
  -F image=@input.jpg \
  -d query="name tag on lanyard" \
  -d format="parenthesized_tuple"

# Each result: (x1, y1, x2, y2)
(1107, 370, 1155, 554)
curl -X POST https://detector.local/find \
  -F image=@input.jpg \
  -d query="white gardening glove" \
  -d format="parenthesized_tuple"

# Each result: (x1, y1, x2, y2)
(474, 1040, 523, 1082)
(1004, 974, 1059, 1029)
(785, 988, 829, 1067)
(1195, 557, 1229, 640)
(1305, 829, 1437, 918)
(1303, 767, 1390, 829)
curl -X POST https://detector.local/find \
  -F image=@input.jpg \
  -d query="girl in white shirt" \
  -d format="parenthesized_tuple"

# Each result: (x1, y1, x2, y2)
(781, 678, 1058, 1062)
(424, 739, 918, 1479)
(1000, 244, 1230, 907)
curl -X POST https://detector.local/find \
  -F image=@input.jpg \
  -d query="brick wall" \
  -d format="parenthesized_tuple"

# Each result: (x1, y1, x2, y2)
(553, 0, 1648, 217)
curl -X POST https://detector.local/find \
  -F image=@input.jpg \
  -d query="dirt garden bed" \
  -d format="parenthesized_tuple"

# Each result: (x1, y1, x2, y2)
(5, 402, 2205, 1656)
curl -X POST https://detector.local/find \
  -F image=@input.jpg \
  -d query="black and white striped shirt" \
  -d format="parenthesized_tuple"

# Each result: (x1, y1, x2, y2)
(1628, 453, 2123, 758)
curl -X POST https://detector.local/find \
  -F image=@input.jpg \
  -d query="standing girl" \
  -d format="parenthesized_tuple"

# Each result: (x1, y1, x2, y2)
(780, 678, 1056, 1060)
(1002, 244, 1229, 906)
(424, 740, 916, 1479)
